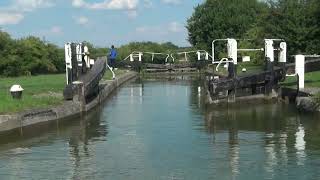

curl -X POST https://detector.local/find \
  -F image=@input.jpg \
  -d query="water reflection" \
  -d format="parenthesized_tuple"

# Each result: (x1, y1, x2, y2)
(265, 133, 277, 174)
(295, 124, 306, 166)
(0, 105, 108, 178)
(200, 94, 318, 179)
(1, 75, 320, 179)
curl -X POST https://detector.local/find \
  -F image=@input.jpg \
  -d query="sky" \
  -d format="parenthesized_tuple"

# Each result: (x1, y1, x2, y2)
(0, 0, 204, 47)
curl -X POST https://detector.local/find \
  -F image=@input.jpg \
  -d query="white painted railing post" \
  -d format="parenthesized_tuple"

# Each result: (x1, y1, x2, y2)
(265, 39, 274, 62)
(130, 54, 134, 62)
(64, 43, 72, 85)
(138, 52, 143, 62)
(197, 51, 201, 61)
(227, 39, 237, 64)
(279, 42, 287, 63)
(295, 55, 305, 89)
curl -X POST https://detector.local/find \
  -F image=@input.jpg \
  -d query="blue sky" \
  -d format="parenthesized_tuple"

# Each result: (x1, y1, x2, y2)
(0, 0, 204, 47)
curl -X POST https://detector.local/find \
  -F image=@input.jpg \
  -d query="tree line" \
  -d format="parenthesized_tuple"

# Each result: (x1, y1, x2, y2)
(187, 0, 320, 63)
(0, 33, 188, 77)
(1, 0, 319, 76)
(0, 31, 65, 77)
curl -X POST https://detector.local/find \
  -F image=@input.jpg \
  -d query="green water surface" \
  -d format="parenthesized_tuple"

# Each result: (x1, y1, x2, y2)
(0, 76, 320, 180)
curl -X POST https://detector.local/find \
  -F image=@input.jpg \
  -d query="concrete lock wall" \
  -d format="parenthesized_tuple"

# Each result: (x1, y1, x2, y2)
(0, 72, 137, 133)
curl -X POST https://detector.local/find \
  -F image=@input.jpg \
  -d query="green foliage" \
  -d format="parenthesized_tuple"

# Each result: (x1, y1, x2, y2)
(259, 0, 320, 55)
(116, 41, 180, 64)
(187, 0, 320, 58)
(313, 92, 320, 105)
(82, 41, 186, 64)
(187, 0, 266, 49)
(82, 41, 108, 59)
(0, 31, 64, 77)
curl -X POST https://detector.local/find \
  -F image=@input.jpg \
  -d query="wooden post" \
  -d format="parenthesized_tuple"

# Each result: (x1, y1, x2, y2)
(265, 58, 274, 96)
(80, 82, 85, 111)
(251, 84, 257, 95)
(228, 61, 236, 102)
(73, 81, 85, 112)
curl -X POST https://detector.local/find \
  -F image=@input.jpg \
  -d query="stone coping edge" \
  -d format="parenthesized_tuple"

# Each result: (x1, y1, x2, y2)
(0, 71, 138, 133)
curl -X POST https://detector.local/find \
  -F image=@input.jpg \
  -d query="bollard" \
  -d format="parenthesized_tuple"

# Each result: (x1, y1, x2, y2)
(73, 81, 85, 112)
(295, 55, 305, 89)
(10, 85, 24, 99)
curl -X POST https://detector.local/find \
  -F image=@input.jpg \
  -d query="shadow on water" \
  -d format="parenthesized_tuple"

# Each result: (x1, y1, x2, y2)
(0, 103, 109, 153)
(2, 74, 320, 179)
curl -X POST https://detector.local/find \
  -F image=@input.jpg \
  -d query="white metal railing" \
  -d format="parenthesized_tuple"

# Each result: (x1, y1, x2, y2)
(304, 55, 320, 58)
(212, 39, 229, 63)
(286, 55, 305, 89)
(123, 50, 212, 63)
(176, 50, 212, 62)
(214, 58, 233, 72)
(144, 52, 169, 62)
(123, 51, 172, 62)
(237, 48, 264, 52)
(106, 63, 115, 79)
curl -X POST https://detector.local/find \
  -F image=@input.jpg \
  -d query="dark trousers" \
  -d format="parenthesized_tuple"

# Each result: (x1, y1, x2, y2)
(109, 58, 115, 69)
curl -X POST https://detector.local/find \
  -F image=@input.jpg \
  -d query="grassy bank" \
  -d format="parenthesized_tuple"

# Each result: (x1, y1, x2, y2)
(103, 69, 128, 80)
(0, 74, 65, 114)
(212, 64, 263, 76)
(0, 69, 128, 114)
(282, 71, 320, 88)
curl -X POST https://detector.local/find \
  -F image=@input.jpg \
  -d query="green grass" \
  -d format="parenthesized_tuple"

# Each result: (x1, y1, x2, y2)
(0, 74, 66, 114)
(213, 64, 263, 76)
(236, 64, 263, 76)
(0, 69, 131, 114)
(282, 71, 320, 88)
(103, 69, 129, 80)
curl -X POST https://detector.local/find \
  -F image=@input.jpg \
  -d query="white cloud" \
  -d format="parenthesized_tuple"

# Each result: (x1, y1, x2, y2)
(0, 0, 54, 25)
(72, 0, 139, 10)
(131, 22, 189, 46)
(74, 16, 89, 25)
(143, 0, 152, 8)
(135, 26, 148, 33)
(50, 26, 62, 34)
(72, 0, 86, 7)
(127, 10, 138, 19)
(161, 0, 181, 5)
(136, 22, 185, 34)
(13, 0, 54, 12)
(0, 12, 24, 25)
(168, 22, 183, 33)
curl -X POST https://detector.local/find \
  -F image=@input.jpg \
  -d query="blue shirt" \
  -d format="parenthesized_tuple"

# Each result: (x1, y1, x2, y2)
(109, 49, 117, 59)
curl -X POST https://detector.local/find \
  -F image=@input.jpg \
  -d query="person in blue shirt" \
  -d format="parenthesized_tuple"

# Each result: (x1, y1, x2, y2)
(108, 45, 117, 70)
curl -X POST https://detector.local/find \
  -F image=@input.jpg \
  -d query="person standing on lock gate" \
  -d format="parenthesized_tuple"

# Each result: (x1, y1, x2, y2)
(108, 45, 117, 70)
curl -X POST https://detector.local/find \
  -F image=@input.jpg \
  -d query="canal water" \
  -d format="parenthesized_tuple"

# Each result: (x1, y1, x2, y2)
(0, 76, 320, 179)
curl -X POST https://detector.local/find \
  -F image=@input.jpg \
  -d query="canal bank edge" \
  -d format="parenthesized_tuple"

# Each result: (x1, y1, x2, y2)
(205, 86, 320, 112)
(280, 87, 320, 112)
(295, 87, 320, 112)
(0, 71, 138, 133)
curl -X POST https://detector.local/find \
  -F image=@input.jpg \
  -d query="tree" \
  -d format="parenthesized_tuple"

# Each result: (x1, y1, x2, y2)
(254, 0, 320, 55)
(186, 0, 267, 50)
(0, 32, 65, 77)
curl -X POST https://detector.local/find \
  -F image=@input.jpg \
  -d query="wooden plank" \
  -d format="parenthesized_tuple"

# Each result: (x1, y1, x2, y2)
(209, 68, 285, 93)
(63, 58, 106, 101)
